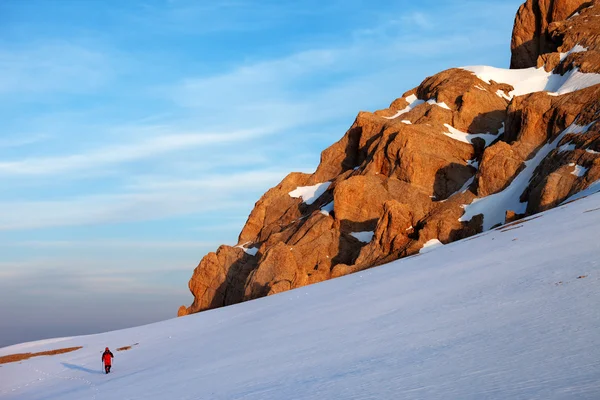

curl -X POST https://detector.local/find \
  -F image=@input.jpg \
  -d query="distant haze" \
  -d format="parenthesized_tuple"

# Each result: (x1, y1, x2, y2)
(0, 265, 192, 348)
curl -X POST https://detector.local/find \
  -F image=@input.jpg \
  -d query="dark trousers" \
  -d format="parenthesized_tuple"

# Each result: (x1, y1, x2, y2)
(105, 364, 111, 373)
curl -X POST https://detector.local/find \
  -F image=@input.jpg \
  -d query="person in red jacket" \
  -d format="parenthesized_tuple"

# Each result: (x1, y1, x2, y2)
(102, 347, 114, 374)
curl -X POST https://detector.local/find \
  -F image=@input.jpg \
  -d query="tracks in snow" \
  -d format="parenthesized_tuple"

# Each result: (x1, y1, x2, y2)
(1, 360, 100, 400)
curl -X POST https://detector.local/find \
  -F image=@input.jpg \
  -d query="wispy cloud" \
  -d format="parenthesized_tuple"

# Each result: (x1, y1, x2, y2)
(0, 127, 273, 176)
(0, 134, 49, 148)
(0, 167, 298, 230)
(127, 169, 307, 191)
(122, 0, 337, 35)
(354, 12, 433, 39)
(0, 240, 221, 249)
(0, 42, 114, 96)
(167, 10, 510, 130)
(0, 193, 241, 230)
(401, 12, 433, 30)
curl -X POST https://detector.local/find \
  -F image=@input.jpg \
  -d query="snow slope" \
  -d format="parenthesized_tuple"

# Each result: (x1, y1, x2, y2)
(2, 194, 600, 399)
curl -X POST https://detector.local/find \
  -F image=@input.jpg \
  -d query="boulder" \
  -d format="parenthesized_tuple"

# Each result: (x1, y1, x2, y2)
(312, 112, 387, 182)
(351, 200, 414, 268)
(238, 172, 310, 244)
(244, 212, 361, 300)
(180, 245, 257, 315)
(477, 141, 525, 197)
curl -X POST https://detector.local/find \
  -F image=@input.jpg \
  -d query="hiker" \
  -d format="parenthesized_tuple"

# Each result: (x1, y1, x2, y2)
(102, 347, 114, 374)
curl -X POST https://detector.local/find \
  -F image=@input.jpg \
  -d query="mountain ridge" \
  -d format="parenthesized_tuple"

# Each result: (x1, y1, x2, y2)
(179, 0, 600, 316)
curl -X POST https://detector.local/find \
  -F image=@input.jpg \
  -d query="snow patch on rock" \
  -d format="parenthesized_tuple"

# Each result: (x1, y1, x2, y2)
(443, 124, 499, 147)
(547, 68, 600, 96)
(349, 231, 374, 243)
(236, 242, 259, 256)
(460, 121, 596, 230)
(426, 98, 451, 110)
(289, 182, 331, 205)
(569, 163, 588, 177)
(462, 66, 600, 98)
(496, 89, 512, 101)
(560, 44, 588, 62)
(384, 94, 424, 119)
(384, 94, 451, 119)
(320, 201, 334, 216)
(419, 239, 443, 253)
(558, 142, 576, 153)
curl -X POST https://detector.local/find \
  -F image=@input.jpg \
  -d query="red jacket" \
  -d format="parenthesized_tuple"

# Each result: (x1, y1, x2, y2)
(102, 351, 114, 365)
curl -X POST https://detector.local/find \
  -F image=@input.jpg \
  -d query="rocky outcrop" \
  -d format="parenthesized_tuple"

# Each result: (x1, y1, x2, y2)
(510, 0, 590, 69)
(525, 85, 600, 212)
(238, 172, 309, 244)
(179, 245, 257, 316)
(179, 0, 600, 316)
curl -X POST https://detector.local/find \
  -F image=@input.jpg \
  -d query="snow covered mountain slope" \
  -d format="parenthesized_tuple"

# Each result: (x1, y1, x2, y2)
(2, 192, 599, 399)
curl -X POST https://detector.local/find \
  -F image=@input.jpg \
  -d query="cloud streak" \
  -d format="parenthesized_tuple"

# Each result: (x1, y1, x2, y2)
(0, 42, 114, 96)
(0, 240, 221, 249)
(0, 167, 299, 230)
(0, 127, 274, 176)
(0, 134, 50, 149)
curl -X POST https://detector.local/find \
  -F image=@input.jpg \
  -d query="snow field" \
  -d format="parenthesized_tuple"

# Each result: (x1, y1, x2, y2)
(2, 192, 600, 399)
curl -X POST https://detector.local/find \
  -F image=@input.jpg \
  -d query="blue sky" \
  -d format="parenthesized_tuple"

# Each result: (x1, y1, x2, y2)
(0, 0, 523, 347)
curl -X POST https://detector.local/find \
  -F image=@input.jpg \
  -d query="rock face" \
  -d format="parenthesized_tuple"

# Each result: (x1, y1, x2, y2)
(510, 0, 590, 69)
(179, 0, 600, 316)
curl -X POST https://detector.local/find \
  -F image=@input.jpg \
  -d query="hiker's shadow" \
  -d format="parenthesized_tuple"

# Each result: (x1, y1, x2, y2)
(62, 362, 105, 375)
